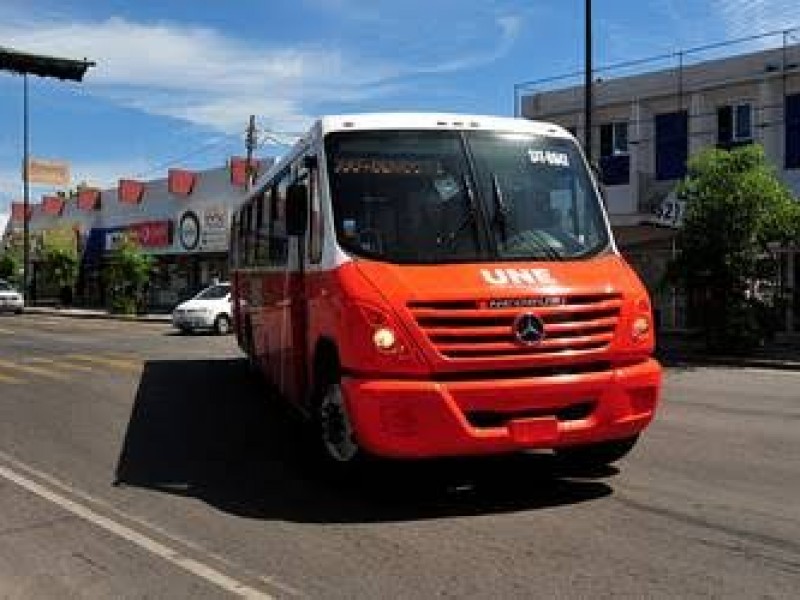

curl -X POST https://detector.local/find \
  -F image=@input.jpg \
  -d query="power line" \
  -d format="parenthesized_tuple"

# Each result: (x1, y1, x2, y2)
(515, 24, 800, 92)
(132, 133, 240, 179)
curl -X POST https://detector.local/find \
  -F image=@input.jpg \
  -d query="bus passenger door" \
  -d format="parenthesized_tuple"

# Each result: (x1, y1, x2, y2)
(281, 159, 314, 407)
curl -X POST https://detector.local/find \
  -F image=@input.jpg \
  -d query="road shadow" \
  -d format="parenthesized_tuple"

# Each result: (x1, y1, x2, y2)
(114, 358, 615, 524)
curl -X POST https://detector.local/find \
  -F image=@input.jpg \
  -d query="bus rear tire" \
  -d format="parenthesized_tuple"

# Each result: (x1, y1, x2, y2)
(555, 435, 640, 470)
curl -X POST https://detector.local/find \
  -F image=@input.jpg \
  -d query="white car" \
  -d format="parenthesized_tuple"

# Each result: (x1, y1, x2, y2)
(172, 282, 232, 335)
(0, 280, 24, 314)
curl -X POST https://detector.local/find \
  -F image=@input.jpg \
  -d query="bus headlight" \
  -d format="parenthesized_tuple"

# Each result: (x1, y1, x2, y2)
(372, 327, 397, 352)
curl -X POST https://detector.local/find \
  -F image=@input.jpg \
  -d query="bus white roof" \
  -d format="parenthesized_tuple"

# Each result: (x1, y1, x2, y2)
(251, 113, 575, 192)
(316, 113, 571, 138)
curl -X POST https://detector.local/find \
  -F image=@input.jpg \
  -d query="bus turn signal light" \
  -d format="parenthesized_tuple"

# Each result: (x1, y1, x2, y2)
(632, 316, 651, 342)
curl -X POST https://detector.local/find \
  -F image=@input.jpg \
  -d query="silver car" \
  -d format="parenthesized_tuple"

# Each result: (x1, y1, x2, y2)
(172, 282, 232, 334)
(0, 280, 24, 314)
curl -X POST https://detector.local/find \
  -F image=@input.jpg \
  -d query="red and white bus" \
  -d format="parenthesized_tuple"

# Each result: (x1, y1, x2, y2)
(230, 113, 661, 467)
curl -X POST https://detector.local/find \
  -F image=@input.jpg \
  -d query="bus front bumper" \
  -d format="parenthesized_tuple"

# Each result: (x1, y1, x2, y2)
(342, 359, 661, 459)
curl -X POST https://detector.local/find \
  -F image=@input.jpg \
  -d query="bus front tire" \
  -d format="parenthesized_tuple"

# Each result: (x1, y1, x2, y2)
(554, 435, 640, 470)
(312, 367, 364, 467)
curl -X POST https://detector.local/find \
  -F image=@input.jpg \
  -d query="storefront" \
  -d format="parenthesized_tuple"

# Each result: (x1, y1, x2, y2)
(5, 157, 273, 311)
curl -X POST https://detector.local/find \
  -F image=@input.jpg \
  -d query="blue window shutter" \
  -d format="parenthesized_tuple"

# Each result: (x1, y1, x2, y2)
(655, 111, 688, 181)
(786, 94, 800, 169)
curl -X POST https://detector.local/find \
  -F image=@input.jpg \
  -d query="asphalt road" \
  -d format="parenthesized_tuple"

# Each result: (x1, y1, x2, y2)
(0, 313, 798, 599)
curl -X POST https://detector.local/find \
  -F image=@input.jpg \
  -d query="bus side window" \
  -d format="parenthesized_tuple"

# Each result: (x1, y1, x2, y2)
(294, 153, 322, 264)
(230, 215, 238, 269)
(245, 203, 256, 267)
(241, 205, 250, 267)
(268, 171, 289, 266)
(254, 191, 268, 266)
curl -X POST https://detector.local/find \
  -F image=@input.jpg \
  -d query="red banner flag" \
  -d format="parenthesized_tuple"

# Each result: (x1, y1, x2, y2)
(77, 188, 101, 210)
(168, 169, 197, 196)
(118, 179, 145, 204)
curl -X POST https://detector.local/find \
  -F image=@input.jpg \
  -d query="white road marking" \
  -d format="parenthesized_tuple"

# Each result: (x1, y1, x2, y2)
(0, 371, 23, 384)
(65, 354, 142, 372)
(26, 356, 94, 372)
(0, 358, 70, 380)
(0, 462, 275, 599)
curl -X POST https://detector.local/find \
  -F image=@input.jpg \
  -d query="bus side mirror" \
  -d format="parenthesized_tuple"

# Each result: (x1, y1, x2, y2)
(286, 183, 309, 236)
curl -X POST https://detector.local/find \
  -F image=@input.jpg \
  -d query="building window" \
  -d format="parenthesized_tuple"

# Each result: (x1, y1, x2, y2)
(718, 103, 753, 148)
(655, 111, 688, 181)
(787, 94, 800, 169)
(600, 122, 629, 156)
(599, 121, 630, 186)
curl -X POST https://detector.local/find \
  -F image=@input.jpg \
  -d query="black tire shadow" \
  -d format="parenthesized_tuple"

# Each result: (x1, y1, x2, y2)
(114, 358, 615, 523)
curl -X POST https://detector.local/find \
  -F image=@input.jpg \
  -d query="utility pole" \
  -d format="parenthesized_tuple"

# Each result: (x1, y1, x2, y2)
(1, 47, 95, 301)
(22, 74, 30, 297)
(584, 0, 593, 164)
(245, 115, 257, 191)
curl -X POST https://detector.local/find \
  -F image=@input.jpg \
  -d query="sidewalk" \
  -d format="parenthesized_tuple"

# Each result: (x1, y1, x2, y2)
(23, 305, 172, 324)
(656, 331, 800, 371)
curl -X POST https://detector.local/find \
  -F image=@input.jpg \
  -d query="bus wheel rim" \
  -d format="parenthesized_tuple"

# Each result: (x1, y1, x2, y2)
(320, 384, 359, 462)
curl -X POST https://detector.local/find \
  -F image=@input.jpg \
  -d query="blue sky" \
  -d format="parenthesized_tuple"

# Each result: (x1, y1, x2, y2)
(2, 0, 799, 229)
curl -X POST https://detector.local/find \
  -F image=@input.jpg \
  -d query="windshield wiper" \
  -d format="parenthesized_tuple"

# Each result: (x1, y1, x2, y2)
(490, 174, 510, 244)
(489, 174, 562, 260)
(436, 175, 480, 250)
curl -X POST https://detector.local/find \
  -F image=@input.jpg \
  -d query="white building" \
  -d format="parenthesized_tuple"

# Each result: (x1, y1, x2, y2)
(3, 157, 272, 309)
(521, 41, 800, 334)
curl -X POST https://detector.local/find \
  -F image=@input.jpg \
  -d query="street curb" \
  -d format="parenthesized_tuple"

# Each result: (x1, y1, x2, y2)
(23, 306, 171, 324)
(658, 352, 800, 372)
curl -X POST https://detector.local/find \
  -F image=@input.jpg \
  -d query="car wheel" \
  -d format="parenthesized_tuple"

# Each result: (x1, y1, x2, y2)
(555, 435, 640, 469)
(214, 314, 232, 335)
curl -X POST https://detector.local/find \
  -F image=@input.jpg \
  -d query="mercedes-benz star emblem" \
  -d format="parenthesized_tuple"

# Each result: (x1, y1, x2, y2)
(513, 313, 546, 345)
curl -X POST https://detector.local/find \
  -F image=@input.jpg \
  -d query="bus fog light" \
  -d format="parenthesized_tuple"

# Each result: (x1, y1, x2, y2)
(632, 316, 651, 341)
(373, 327, 397, 352)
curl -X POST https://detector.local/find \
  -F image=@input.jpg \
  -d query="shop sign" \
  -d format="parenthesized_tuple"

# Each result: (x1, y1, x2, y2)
(175, 208, 228, 253)
(131, 221, 171, 248)
(25, 158, 70, 187)
(42, 225, 79, 256)
(104, 221, 172, 251)
(200, 205, 228, 252)
(178, 211, 201, 251)
(105, 228, 131, 251)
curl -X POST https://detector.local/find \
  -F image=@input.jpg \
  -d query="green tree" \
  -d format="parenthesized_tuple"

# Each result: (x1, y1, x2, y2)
(667, 144, 800, 351)
(39, 247, 79, 305)
(0, 251, 20, 282)
(105, 238, 154, 314)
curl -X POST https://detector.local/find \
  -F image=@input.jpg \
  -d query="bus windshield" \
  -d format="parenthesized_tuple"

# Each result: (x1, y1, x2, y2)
(325, 130, 610, 264)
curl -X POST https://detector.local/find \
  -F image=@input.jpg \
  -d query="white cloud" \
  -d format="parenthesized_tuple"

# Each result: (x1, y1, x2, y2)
(712, 1, 800, 41)
(0, 12, 520, 135)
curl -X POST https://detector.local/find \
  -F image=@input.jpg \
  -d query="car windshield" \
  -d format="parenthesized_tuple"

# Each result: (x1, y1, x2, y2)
(325, 130, 610, 264)
(194, 284, 230, 300)
(0, 281, 14, 292)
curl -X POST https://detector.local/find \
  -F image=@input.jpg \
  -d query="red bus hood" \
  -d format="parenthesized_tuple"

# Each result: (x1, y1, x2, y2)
(352, 254, 652, 373)
(354, 254, 644, 303)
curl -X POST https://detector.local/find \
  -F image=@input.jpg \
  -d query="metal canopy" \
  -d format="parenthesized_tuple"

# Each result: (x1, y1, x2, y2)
(0, 46, 95, 81)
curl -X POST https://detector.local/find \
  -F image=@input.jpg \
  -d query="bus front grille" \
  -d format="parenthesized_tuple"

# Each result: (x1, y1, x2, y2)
(407, 294, 622, 360)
